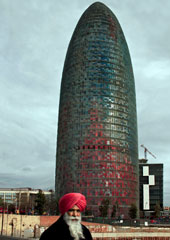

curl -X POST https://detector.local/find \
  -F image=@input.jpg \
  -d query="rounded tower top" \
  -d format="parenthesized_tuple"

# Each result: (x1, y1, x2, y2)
(74, 1, 120, 28)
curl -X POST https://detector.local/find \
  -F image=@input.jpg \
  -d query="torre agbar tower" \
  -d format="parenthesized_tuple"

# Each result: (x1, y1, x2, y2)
(56, 2, 139, 217)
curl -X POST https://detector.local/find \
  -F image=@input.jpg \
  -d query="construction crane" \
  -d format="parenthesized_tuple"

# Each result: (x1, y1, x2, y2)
(140, 144, 156, 160)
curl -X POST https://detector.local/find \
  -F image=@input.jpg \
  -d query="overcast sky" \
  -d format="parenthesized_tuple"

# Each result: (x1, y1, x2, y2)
(0, 0, 170, 206)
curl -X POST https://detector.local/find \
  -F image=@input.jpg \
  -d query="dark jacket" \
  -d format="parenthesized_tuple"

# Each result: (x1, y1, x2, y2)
(39, 215, 93, 240)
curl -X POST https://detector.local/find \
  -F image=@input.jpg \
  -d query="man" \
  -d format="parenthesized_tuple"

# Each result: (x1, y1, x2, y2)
(40, 193, 93, 240)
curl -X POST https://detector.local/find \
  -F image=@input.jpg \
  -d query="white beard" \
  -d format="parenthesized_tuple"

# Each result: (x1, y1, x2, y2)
(63, 212, 85, 240)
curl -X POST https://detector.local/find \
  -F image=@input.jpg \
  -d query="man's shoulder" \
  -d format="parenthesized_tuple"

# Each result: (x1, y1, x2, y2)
(81, 223, 90, 231)
(81, 223, 93, 240)
(40, 216, 67, 239)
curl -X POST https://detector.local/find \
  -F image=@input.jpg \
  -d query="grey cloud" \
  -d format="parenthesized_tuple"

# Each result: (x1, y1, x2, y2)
(0, 172, 54, 190)
(22, 167, 32, 172)
(0, 0, 170, 204)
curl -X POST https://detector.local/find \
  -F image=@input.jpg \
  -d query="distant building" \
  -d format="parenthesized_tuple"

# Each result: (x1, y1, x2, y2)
(0, 188, 52, 214)
(139, 159, 163, 215)
(163, 206, 170, 216)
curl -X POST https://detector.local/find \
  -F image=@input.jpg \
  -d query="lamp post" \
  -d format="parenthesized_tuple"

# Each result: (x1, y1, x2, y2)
(1, 200, 5, 235)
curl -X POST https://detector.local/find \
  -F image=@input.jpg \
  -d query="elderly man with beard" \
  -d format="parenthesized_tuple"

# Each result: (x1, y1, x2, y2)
(40, 193, 93, 240)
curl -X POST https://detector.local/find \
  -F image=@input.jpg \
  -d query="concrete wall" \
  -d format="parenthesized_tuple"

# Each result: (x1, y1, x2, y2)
(0, 214, 40, 238)
(1, 214, 170, 239)
(0, 236, 29, 240)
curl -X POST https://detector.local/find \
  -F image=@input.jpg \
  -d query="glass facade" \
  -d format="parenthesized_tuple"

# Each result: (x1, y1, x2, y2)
(56, 2, 138, 217)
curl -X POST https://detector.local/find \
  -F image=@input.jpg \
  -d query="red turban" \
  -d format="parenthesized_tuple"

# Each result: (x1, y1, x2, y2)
(59, 193, 86, 215)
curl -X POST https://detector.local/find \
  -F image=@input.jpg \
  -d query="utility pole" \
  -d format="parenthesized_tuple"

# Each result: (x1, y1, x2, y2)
(1, 200, 5, 235)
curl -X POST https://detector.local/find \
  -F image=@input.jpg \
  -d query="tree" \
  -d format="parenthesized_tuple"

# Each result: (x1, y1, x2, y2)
(45, 191, 59, 215)
(111, 201, 119, 218)
(99, 199, 109, 218)
(111, 205, 117, 218)
(35, 190, 46, 215)
(84, 208, 93, 216)
(8, 204, 15, 214)
(128, 203, 137, 219)
(0, 197, 3, 207)
(154, 202, 161, 218)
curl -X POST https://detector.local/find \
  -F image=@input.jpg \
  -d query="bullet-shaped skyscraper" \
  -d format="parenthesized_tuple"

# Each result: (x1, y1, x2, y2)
(56, 2, 138, 217)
